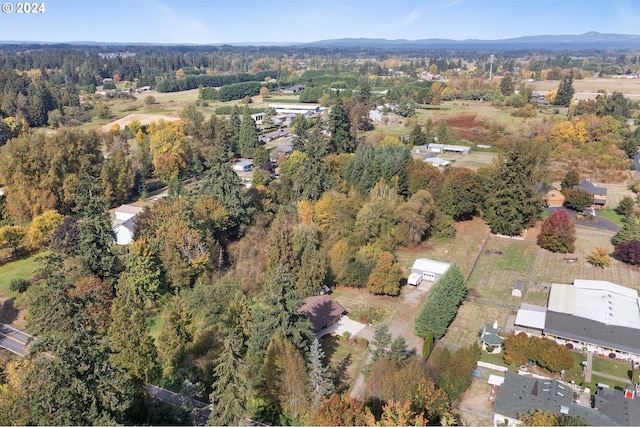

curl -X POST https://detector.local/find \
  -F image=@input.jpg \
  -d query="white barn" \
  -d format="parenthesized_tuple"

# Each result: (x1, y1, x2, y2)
(113, 216, 137, 245)
(410, 258, 451, 282)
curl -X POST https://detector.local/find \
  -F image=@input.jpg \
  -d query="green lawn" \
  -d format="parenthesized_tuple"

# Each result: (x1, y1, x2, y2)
(597, 209, 624, 226)
(148, 312, 163, 339)
(591, 356, 633, 381)
(320, 334, 369, 394)
(564, 351, 587, 385)
(591, 374, 628, 391)
(0, 251, 48, 298)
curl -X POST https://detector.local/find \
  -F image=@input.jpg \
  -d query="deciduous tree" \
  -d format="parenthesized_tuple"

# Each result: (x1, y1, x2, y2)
(367, 251, 403, 296)
(537, 209, 576, 253)
(614, 239, 640, 265)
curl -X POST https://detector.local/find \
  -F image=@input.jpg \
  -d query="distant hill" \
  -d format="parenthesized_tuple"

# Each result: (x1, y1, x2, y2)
(1, 31, 639, 49)
(303, 32, 640, 50)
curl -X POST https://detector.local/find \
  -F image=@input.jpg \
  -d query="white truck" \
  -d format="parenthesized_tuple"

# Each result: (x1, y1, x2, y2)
(407, 272, 423, 286)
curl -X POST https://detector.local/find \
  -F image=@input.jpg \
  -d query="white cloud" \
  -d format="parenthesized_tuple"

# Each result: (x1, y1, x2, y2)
(402, 9, 421, 25)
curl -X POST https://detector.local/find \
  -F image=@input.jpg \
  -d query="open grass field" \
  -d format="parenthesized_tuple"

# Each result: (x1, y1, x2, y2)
(395, 216, 490, 278)
(591, 356, 633, 381)
(467, 235, 538, 305)
(440, 300, 512, 350)
(564, 351, 588, 385)
(591, 374, 628, 391)
(530, 227, 640, 291)
(320, 334, 369, 394)
(0, 251, 47, 299)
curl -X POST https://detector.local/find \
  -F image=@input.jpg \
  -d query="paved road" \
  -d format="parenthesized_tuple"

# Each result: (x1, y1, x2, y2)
(0, 323, 35, 356)
(546, 207, 620, 232)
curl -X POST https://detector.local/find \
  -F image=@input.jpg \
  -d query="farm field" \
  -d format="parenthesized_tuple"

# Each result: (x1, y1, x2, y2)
(530, 77, 640, 99)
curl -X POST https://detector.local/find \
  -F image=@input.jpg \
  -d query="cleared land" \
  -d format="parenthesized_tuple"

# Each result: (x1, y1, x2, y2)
(530, 77, 640, 99)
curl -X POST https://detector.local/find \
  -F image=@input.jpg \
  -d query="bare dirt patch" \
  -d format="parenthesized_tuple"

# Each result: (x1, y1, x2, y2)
(455, 377, 495, 425)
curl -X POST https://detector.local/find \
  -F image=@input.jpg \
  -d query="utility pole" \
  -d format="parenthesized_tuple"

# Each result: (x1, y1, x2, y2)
(489, 54, 494, 80)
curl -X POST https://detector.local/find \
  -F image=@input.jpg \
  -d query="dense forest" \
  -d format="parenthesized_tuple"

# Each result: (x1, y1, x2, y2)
(0, 44, 638, 425)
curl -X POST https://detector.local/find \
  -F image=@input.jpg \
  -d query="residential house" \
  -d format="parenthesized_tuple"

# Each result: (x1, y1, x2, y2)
(410, 258, 451, 283)
(493, 372, 615, 426)
(114, 204, 144, 221)
(573, 179, 607, 209)
(114, 216, 137, 245)
(481, 321, 504, 354)
(594, 385, 640, 425)
(543, 186, 565, 208)
(112, 204, 144, 246)
(299, 295, 346, 334)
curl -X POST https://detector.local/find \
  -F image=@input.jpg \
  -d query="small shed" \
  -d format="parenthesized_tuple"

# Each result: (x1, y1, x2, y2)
(512, 280, 525, 298)
(410, 258, 451, 283)
(423, 157, 450, 169)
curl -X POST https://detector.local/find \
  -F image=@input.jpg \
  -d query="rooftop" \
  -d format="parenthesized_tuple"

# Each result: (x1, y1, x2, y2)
(574, 178, 607, 196)
(494, 372, 615, 425)
(411, 258, 451, 275)
(595, 387, 640, 426)
(299, 295, 346, 334)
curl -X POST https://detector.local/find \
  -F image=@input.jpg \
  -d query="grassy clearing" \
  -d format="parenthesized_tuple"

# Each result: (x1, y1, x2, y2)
(467, 236, 537, 305)
(395, 217, 489, 279)
(0, 251, 47, 298)
(440, 300, 512, 349)
(564, 351, 587, 385)
(148, 312, 163, 340)
(320, 334, 369, 393)
(591, 356, 633, 380)
(598, 209, 624, 226)
(591, 374, 628, 391)
(532, 227, 640, 291)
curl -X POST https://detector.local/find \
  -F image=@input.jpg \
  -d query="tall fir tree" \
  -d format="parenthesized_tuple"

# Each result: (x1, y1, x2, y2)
(207, 329, 247, 426)
(238, 104, 260, 158)
(612, 214, 640, 245)
(226, 105, 241, 155)
(308, 338, 335, 409)
(554, 73, 575, 107)
(247, 266, 314, 366)
(415, 264, 467, 339)
(328, 97, 353, 154)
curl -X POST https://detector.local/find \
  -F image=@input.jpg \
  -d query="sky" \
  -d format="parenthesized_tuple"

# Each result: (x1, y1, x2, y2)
(0, 0, 639, 45)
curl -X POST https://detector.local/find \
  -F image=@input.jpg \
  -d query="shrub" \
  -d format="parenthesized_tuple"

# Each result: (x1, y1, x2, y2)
(144, 95, 156, 106)
(342, 331, 351, 340)
(9, 278, 28, 293)
(614, 239, 640, 265)
(422, 331, 434, 359)
(356, 337, 368, 348)
(588, 246, 613, 268)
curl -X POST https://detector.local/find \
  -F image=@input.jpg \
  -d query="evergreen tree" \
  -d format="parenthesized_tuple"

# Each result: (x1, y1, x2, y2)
(415, 265, 467, 339)
(371, 323, 392, 362)
(560, 170, 580, 191)
(409, 124, 427, 146)
(615, 196, 636, 217)
(328, 97, 353, 154)
(247, 266, 314, 365)
(482, 141, 548, 236)
(226, 105, 241, 155)
(22, 262, 135, 425)
(194, 136, 255, 226)
(208, 329, 247, 426)
(612, 214, 640, 245)
(308, 338, 335, 409)
(499, 74, 515, 96)
(108, 283, 160, 383)
(554, 73, 575, 107)
(564, 188, 594, 211)
(356, 79, 372, 106)
(238, 104, 260, 158)
(266, 207, 298, 275)
(389, 335, 410, 365)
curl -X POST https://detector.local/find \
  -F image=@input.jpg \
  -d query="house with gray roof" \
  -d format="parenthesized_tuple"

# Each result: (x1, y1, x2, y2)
(573, 178, 607, 208)
(594, 386, 640, 426)
(481, 321, 504, 354)
(493, 372, 616, 426)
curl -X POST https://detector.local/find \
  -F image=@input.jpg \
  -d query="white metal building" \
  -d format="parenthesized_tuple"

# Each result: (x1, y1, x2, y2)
(410, 258, 451, 282)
